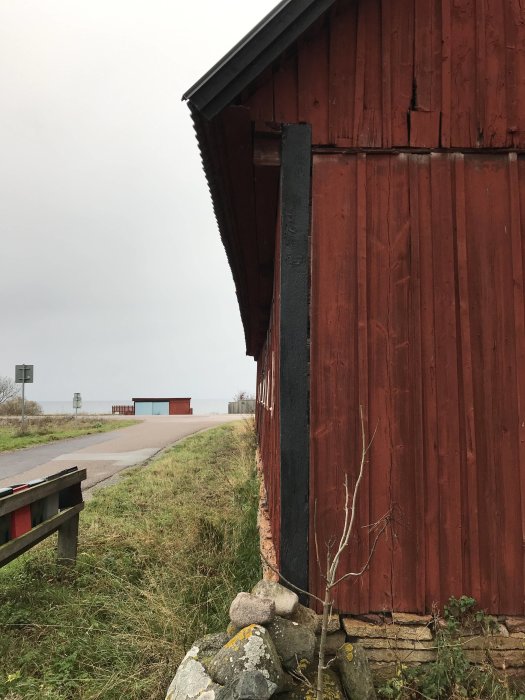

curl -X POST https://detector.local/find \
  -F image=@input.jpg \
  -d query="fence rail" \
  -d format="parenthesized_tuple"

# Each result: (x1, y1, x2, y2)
(228, 400, 256, 414)
(0, 468, 86, 568)
(112, 405, 135, 415)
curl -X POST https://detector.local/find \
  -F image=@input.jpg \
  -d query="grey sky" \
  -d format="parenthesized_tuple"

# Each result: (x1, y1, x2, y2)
(0, 0, 278, 401)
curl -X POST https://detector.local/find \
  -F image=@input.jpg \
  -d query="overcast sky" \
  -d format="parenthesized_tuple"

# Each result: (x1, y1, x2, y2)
(0, 0, 278, 402)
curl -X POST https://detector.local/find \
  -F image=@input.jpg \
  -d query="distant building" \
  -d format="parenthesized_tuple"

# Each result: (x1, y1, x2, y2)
(132, 398, 192, 416)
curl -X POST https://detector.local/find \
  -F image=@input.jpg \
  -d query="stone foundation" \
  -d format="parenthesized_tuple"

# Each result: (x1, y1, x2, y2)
(256, 451, 278, 583)
(342, 613, 525, 688)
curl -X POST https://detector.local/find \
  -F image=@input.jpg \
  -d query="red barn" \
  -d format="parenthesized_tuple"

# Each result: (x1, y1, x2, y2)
(185, 0, 525, 617)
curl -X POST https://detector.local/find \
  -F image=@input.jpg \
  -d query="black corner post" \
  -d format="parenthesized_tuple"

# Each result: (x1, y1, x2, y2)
(279, 124, 312, 601)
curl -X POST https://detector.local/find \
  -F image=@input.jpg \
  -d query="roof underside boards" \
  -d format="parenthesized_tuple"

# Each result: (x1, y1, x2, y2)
(183, 0, 337, 120)
(192, 106, 280, 357)
(185, 0, 338, 357)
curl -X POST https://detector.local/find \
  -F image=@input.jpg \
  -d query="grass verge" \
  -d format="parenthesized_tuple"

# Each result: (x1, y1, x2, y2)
(0, 420, 261, 700)
(0, 417, 138, 452)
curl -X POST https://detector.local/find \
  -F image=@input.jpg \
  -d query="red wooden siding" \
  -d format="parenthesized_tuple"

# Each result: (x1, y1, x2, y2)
(243, 0, 525, 149)
(169, 399, 192, 415)
(256, 215, 281, 564)
(310, 152, 525, 615)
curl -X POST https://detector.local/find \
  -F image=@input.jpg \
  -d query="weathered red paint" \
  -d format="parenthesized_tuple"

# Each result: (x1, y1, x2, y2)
(203, 0, 525, 616)
(242, 0, 525, 150)
(309, 152, 525, 615)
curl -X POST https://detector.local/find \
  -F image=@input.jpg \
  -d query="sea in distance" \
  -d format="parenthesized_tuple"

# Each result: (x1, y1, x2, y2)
(39, 399, 230, 416)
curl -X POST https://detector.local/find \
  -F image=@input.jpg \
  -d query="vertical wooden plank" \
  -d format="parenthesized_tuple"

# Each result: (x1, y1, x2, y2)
(280, 125, 311, 596)
(408, 156, 427, 613)
(355, 0, 383, 147)
(244, 69, 275, 122)
(450, 0, 477, 146)
(475, 0, 487, 145)
(509, 3, 525, 149)
(411, 0, 442, 146)
(310, 154, 360, 613)
(298, 21, 329, 145)
(504, 1, 519, 147)
(328, 1, 358, 145)
(353, 2, 366, 146)
(464, 157, 499, 611)
(380, 0, 392, 147)
(414, 0, 442, 112)
(517, 158, 525, 613)
(409, 112, 441, 148)
(419, 155, 441, 610)
(440, 0, 452, 146)
(454, 154, 481, 602)
(483, 0, 507, 146)
(57, 514, 79, 565)
(388, 154, 416, 611)
(274, 54, 298, 124)
(504, 154, 525, 611)
(484, 158, 519, 612)
(356, 154, 370, 613)
(367, 155, 395, 613)
(389, 0, 414, 146)
(430, 154, 463, 601)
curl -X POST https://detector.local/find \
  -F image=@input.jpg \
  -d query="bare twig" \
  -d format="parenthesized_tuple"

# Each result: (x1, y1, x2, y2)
(331, 515, 390, 586)
(260, 552, 325, 606)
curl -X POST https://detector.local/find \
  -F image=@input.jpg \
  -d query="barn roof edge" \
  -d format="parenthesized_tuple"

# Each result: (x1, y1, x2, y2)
(183, 0, 337, 120)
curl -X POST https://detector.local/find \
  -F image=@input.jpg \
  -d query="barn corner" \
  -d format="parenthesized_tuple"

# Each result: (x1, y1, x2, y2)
(184, 0, 525, 685)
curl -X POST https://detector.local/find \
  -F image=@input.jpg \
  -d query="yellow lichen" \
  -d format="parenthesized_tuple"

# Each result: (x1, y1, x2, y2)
(305, 672, 341, 700)
(341, 643, 354, 662)
(225, 625, 258, 650)
(295, 658, 309, 673)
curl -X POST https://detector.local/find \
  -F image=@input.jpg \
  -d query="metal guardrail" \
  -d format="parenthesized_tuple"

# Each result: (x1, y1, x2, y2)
(0, 468, 86, 568)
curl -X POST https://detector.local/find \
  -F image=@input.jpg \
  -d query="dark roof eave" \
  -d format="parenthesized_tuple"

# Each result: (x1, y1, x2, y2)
(183, 0, 337, 120)
(190, 106, 258, 357)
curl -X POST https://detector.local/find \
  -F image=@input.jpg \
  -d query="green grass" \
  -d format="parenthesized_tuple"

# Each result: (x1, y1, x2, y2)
(0, 417, 138, 452)
(0, 421, 261, 700)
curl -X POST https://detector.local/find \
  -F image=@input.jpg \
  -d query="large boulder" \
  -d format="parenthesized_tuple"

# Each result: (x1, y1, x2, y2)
(252, 581, 299, 618)
(336, 643, 377, 700)
(315, 630, 346, 656)
(217, 671, 277, 700)
(209, 624, 284, 691)
(230, 592, 276, 628)
(290, 604, 340, 635)
(166, 645, 219, 700)
(194, 633, 231, 672)
(265, 616, 316, 672)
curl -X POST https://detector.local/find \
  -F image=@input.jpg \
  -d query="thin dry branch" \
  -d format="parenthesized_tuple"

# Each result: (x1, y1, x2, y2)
(260, 552, 325, 606)
(331, 513, 391, 587)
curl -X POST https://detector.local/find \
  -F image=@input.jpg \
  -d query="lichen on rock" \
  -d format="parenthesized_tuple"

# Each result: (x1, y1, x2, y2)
(209, 624, 285, 691)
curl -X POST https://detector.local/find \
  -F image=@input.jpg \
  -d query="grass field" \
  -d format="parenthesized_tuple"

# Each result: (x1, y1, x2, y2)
(0, 417, 138, 452)
(0, 421, 260, 700)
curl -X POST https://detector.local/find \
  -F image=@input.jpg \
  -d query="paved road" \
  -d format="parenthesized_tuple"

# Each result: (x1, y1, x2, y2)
(0, 415, 245, 490)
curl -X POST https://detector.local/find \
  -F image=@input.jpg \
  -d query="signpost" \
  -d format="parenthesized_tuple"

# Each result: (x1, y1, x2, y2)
(73, 393, 82, 417)
(15, 364, 34, 431)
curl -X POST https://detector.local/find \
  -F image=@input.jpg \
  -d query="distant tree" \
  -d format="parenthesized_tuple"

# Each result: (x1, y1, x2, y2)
(232, 390, 255, 401)
(0, 398, 42, 416)
(0, 376, 19, 405)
